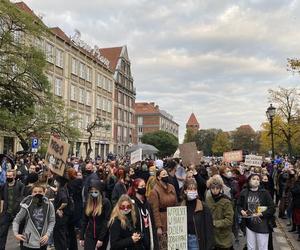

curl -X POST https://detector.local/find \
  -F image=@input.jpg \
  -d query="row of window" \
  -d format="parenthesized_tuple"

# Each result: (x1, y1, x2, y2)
(117, 126, 133, 142)
(117, 91, 133, 107)
(96, 73, 113, 92)
(96, 95, 112, 113)
(117, 109, 133, 123)
(70, 85, 92, 106)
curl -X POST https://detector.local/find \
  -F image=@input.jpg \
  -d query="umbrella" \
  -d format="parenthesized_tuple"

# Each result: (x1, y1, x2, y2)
(126, 143, 159, 155)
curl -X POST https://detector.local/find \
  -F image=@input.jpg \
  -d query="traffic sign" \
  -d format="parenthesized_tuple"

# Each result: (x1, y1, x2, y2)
(32, 138, 39, 149)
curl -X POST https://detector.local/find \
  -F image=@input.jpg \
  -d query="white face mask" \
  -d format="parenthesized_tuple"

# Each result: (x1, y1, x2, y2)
(187, 191, 198, 201)
(225, 172, 232, 178)
(121, 209, 131, 215)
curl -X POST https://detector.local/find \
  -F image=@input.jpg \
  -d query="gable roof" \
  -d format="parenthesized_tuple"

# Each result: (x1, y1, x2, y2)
(135, 102, 159, 114)
(187, 113, 199, 126)
(49, 27, 71, 43)
(99, 47, 122, 71)
(14, 2, 36, 17)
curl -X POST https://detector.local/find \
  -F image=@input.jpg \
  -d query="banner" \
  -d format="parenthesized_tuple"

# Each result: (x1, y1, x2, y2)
(45, 136, 70, 176)
(167, 206, 187, 250)
(130, 148, 142, 164)
(245, 155, 263, 167)
(179, 142, 202, 167)
(223, 150, 243, 163)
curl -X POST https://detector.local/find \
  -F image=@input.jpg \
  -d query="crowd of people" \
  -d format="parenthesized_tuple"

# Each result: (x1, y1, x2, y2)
(0, 153, 300, 250)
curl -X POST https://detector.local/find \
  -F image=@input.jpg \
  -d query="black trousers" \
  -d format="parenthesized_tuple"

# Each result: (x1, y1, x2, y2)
(84, 237, 108, 250)
(21, 246, 47, 250)
(0, 213, 13, 250)
(53, 216, 67, 250)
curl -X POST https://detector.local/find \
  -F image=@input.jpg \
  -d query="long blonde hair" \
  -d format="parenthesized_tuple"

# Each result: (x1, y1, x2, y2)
(109, 194, 136, 229)
(85, 188, 103, 216)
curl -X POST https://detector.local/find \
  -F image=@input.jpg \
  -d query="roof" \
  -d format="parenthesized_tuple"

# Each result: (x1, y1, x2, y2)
(187, 113, 199, 126)
(14, 2, 36, 17)
(99, 47, 122, 71)
(50, 27, 71, 43)
(135, 102, 159, 114)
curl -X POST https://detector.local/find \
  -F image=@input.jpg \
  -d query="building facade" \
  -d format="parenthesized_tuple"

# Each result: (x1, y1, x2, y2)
(100, 46, 136, 155)
(135, 102, 179, 143)
(0, 2, 115, 159)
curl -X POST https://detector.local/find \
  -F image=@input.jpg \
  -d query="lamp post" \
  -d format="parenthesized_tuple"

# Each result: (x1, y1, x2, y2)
(266, 104, 276, 159)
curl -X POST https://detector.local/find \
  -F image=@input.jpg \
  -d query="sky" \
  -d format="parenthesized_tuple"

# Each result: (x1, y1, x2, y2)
(20, 0, 300, 142)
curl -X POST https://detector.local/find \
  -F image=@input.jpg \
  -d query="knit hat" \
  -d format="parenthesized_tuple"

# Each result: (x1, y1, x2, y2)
(88, 179, 104, 192)
(207, 174, 224, 189)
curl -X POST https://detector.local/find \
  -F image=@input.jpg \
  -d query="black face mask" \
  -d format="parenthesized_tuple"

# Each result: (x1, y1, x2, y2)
(85, 170, 93, 175)
(34, 194, 44, 206)
(137, 187, 146, 196)
(6, 177, 14, 183)
(161, 176, 169, 184)
(262, 181, 269, 189)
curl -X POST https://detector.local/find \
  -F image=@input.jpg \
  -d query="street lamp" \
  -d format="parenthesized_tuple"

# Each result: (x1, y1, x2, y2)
(266, 104, 276, 159)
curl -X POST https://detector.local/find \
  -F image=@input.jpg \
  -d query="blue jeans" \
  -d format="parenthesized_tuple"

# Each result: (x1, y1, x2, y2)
(188, 234, 199, 250)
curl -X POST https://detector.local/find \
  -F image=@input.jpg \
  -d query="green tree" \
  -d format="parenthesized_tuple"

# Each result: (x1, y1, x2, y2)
(212, 132, 231, 156)
(141, 131, 178, 158)
(194, 129, 221, 156)
(183, 128, 196, 143)
(232, 125, 257, 153)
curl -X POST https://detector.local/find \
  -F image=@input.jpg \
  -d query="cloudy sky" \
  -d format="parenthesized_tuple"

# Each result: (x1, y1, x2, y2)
(21, 0, 300, 141)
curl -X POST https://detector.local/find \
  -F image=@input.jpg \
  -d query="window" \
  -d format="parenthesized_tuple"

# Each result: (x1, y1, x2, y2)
(137, 116, 143, 125)
(108, 79, 113, 92)
(86, 90, 91, 106)
(86, 67, 91, 82)
(124, 111, 127, 122)
(78, 113, 83, 129)
(71, 58, 78, 75)
(124, 95, 127, 106)
(118, 108, 121, 120)
(47, 75, 53, 85)
(55, 49, 63, 68)
(45, 42, 54, 63)
(117, 126, 122, 141)
(70, 84, 77, 101)
(79, 62, 85, 79)
(104, 77, 109, 90)
(84, 115, 90, 129)
(54, 78, 62, 96)
(97, 73, 104, 88)
(128, 112, 132, 123)
(123, 127, 127, 141)
(103, 98, 108, 111)
(79, 88, 85, 104)
(129, 98, 132, 108)
(107, 100, 112, 113)
(34, 38, 44, 50)
(118, 92, 122, 103)
(97, 95, 102, 109)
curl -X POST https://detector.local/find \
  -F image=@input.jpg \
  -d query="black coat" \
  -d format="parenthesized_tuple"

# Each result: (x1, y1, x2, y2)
(80, 197, 111, 241)
(291, 180, 300, 208)
(110, 216, 144, 250)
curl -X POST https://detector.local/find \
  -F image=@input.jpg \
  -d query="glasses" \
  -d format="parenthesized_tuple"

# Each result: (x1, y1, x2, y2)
(119, 204, 132, 210)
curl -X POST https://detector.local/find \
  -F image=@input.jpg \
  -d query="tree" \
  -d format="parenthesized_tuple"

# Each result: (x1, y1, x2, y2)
(141, 131, 178, 158)
(85, 117, 110, 160)
(212, 132, 232, 156)
(268, 87, 300, 157)
(232, 125, 257, 153)
(183, 128, 196, 143)
(194, 129, 221, 156)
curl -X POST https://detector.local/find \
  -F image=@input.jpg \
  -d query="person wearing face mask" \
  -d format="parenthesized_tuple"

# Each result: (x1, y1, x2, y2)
(148, 168, 177, 250)
(182, 179, 215, 250)
(12, 183, 55, 250)
(206, 175, 234, 250)
(80, 180, 111, 250)
(237, 173, 275, 250)
(109, 194, 143, 250)
(111, 168, 127, 207)
(146, 166, 156, 198)
(128, 178, 158, 250)
(0, 169, 24, 250)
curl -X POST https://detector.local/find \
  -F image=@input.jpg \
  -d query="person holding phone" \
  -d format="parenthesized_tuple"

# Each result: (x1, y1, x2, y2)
(109, 194, 143, 250)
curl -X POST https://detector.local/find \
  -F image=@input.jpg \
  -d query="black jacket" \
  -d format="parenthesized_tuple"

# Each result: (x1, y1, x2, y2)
(291, 180, 300, 208)
(0, 180, 24, 216)
(80, 197, 111, 241)
(110, 216, 144, 250)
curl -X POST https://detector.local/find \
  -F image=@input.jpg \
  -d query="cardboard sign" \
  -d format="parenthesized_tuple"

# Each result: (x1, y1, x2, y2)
(167, 206, 187, 250)
(179, 142, 202, 167)
(45, 136, 70, 176)
(130, 148, 142, 164)
(245, 155, 263, 167)
(223, 150, 243, 163)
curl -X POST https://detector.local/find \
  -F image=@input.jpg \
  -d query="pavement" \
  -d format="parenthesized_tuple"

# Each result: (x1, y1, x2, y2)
(4, 217, 300, 250)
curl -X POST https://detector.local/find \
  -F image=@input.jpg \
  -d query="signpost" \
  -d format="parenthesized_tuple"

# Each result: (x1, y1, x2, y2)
(31, 138, 39, 153)
(223, 150, 243, 163)
(167, 206, 187, 250)
(130, 148, 142, 164)
(45, 136, 70, 176)
(244, 155, 264, 167)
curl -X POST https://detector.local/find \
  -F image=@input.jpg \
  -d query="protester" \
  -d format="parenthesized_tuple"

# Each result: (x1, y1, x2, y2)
(182, 179, 215, 250)
(111, 167, 127, 206)
(13, 183, 55, 250)
(146, 166, 156, 198)
(175, 158, 186, 191)
(238, 173, 275, 250)
(148, 168, 177, 250)
(166, 161, 180, 201)
(206, 175, 234, 250)
(290, 171, 300, 240)
(109, 194, 143, 250)
(0, 169, 24, 250)
(128, 178, 158, 250)
(80, 180, 111, 250)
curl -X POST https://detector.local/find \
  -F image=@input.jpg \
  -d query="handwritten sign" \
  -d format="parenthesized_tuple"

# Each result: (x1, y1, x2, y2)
(223, 150, 243, 163)
(130, 148, 142, 164)
(167, 206, 187, 250)
(179, 142, 202, 167)
(245, 155, 263, 167)
(45, 136, 70, 176)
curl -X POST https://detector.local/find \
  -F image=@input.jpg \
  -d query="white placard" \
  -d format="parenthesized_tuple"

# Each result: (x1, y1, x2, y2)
(130, 148, 142, 164)
(167, 206, 187, 250)
(245, 155, 263, 167)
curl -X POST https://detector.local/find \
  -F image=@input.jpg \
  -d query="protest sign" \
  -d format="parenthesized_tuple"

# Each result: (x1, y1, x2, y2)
(179, 142, 202, 167)
(45, 136, 70, 176)
(223, 150, 243, 163)
(167, 206, 187, 250)
(130, 148, 142, 164)
(245, 155, 263, 167)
